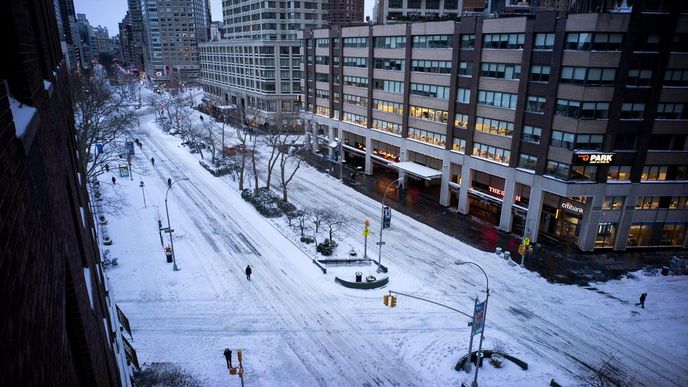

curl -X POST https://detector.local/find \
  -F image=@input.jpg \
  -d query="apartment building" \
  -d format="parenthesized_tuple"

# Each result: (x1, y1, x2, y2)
(300, 3, 688, 251)
(141, 0, 211, 82)
(200, 0, 342, 128)
(329, 0, 365, 26)
(374, 0, 469, 25)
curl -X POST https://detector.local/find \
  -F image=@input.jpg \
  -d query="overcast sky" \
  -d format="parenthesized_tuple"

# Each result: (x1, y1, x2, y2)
(73, 0, 375, 37)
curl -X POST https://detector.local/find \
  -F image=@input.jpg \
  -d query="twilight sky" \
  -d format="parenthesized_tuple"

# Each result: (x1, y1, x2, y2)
(73, 0, 374, 37)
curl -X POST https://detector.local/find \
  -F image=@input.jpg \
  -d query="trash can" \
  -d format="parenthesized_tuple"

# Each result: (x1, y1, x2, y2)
(166, 252, 173, 263)
(661, 266, 669, 276)
(355, 272, 362, 283)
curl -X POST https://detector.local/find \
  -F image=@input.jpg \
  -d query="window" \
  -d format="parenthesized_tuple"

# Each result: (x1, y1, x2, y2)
(315, 56, 329, 65)
(461, 34, 475, 49)
(342, 112, 367, 126)
(656, 103, 686, 119)
(635, 196, 661, 209)
(372, 99, 403, 115)
(641, 166, 668, 181)
(315, 105, 330, 116)
(315, 38, 328, 47)
(477, 90, 518, 109)
(372, 119, 401, 135)
(660, 224, 687, 246)
(550, 130, 576, 149)
(315, 89, 330, 99)
(534, 33, 555, 49)
(456, 88, 471, 103)
(561, 67, 615, 85)
(649, 135, 688, 151)
(519, 154, 538, 170)
(627, 69, 653, 87)
(483, 33, 526, 49)
(408, 127, 446, 147)
(602, 196, 625, 210)
(343, 57, 367, 68)
(669, 196, 688, 209)
(620, 103, 645, 119)
(522, 125, 542, 143)
(529, 65, 550, 82)
(526, 96, 546, 113)
(472, 143, 511, 164)
(663, 69, 688, 86)
(581, 102, 610, 119)
(410, 83, 450, 99)
(343, 37, 368, 48)
(565, 32, 592, 50)
(343, 75, 368, 87)
(411, 60, 451, 74)
(546, 160, 571, 180)
(409, 105, 448, 123)
(550, 130, 603, 150)
(373, 79, 404, 94)
(592, 33, 623, 50)
(458, 61, 473, 76)
(343, 94, 368, 107)
(315, 72, 329, 82)
(374, 58, 404, 71)
(480, 63, 521, 80)
(636, 34, 660, 51)
(455, 113, 468, 129)
(412, 35, 453, 48)
(607, 166, 631, 181)
(452, 138, 466, 153)
(672, 34, 688, 52)
(475, 117, 514, 137)
(374, 36, 406, 48)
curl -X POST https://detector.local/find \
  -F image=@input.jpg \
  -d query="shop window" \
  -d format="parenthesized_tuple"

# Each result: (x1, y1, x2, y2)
(595, 223, 617, 248)
(627, 223, 653, 247)
(660, 224, 686, 246)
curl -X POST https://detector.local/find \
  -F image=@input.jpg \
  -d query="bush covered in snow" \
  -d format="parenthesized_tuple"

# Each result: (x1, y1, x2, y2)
(241, 187, 282, 217)
(316, 238, 338, 256)
(199, 159, 236, 177)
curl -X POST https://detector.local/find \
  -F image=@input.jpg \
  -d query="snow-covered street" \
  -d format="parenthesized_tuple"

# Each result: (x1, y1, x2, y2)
(101, 90, 688, 386)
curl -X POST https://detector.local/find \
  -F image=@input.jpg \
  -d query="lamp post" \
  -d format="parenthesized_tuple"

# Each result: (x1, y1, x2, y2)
(377, 178, 402, 271)
(165, 177, 189, 271)
(454, 260, 489, 387)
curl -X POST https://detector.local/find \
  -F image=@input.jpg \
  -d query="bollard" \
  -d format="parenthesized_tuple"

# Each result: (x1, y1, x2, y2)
(495, 247, 503, 257)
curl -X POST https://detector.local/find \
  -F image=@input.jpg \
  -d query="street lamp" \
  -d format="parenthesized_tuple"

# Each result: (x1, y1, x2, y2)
(454, 260, 489, 387)
(377, 178, 402, 271)
(165, 177, 189, 271)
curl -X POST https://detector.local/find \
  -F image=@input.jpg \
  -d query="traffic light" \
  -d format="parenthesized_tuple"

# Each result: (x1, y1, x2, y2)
(364, 219, 370, 227)
(390, 295, 397, 308)
(383, 294, 389, 306)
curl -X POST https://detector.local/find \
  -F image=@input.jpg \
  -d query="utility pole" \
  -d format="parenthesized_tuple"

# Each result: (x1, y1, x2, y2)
(139, 181, 146, 208)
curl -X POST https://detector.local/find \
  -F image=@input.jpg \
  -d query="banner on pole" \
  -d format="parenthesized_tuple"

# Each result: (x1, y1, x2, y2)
(382, 206, 391, 229)
(472, 300, 486, 335)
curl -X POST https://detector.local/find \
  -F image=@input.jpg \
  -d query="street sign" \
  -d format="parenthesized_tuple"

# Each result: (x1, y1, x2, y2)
(163, 228, 175, 233)
(472, 301, 486, 335)
(376, 241, 385, 246)
(118, 164, 130, 177)
(523, 237, 530, 246)
(518, 245, 526, 255)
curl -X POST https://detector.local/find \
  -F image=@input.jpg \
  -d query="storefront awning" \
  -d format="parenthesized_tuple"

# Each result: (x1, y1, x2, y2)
(392, 161, 442, 180)
(328, 140, 339, 149)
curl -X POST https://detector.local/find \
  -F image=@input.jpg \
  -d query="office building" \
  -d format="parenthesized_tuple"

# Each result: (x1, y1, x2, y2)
(140, 0, 211, 82)
(1, 0, 128, 384)
(300, 3, 688, 251)
(127, 0, 146, 70)
(329, 0, 365, 26)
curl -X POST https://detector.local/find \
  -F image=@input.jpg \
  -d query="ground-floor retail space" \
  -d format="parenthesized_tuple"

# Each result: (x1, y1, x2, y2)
(302, 113, 688, 252)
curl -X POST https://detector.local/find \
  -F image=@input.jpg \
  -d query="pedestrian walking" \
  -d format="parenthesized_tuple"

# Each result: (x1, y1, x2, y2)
(105, 164, 110, 172)
(635, 292, 647, 309)
(111, 176, 116, 185)
(151, 157, 155, 165)
(245, 265, 252, 281)
(167, 177, 172, 188)
(223, 348, 233, 369)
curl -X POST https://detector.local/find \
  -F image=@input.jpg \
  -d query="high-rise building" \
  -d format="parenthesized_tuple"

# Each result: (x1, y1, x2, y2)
(92, 26, 112, 55)
(127, 0, 146, 70)
(1, 0, 130, 384)
(374, 0, 468, 24)
(199, 0, 331, 129)
(300, 3, 688, 252)
(119, 12, 134, 65)
(140, 0, 211, 82)
(76, 13, 94, 68)
(329, 0, 365, 26)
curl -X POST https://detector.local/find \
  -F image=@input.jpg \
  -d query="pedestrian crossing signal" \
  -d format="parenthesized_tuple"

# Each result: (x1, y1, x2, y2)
(383, 294, 389, 306)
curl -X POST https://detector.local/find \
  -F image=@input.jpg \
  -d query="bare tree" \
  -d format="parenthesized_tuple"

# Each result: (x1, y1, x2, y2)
(321, 208, 348, 241)
(278, 137, 304, 202)
(576, 353, 636, 387)
(309, 208, 328, 235)
(235, 125, 249, 190)
(201, 118, 218, 163)
(71, 71, 139, 178)
(296, 208, 311, 237)
(250, 133, 259, 193)
(263, 128, 282, 190)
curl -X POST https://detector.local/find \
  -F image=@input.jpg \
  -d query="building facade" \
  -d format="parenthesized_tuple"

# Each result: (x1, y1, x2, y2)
(127, 0, 146, 70)
(300, 4, 688, 251)
(329, 0, 365, 26)
(374, 0, 467, 24)
(199, 0, 330, 128)
(140, 0, 211, 82)
(1, 0, 128, 385)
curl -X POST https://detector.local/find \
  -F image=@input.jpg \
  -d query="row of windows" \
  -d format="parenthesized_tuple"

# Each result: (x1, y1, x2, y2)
(641, 165, 688, 181)
(343, 37, 367, 48)
(410, 83, 450, 99)
(475, 117, 514, 137)
(565, 32, 623, 51)
(372, 99, 403, 115)
(560, 66, 616, 85)
(480, 63, 521, 80)
(546, 160, 597, 181)
(344, 75, 368, 87)
(343, 57, 367, 68)
(372, 118, 402, 135)
(408, 127, 446, 147)
(373, 79, 404, 94)
(635, 196, 688, 210)
(374, 58, 404, 71)
(342, 111, 367, 126)
(555, 99, 610, 119)
(478, 90, 518, 109)
(343, 94, 368, 107)
(473, 143, 511, 164)
(411, 60, 451, 74)
(409, 105, 448, 124)
(315, 89, 329, 98)
(374, 36, 406, 49)
(412, 35, 453, 49)
(483, 33, 526, 49)
(550, 130, 603, 150)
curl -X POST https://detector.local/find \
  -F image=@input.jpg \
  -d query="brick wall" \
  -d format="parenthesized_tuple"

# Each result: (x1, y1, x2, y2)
(0, 0, 122, 385)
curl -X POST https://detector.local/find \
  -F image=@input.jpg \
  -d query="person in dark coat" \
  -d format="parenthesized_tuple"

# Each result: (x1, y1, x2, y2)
(151, 157, 155, 165)
(111, 176, 116, 185)
(223, 348, 232, 369)
(105, 164, 110, 172)
(167, 177, 172, 188)
(245, 265, 252, 281)
(635, 292, 647, 308)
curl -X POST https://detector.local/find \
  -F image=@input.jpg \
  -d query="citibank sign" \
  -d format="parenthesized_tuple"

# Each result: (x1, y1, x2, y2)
(561, 201, 584, 215)
(574, 152, 615, 165)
